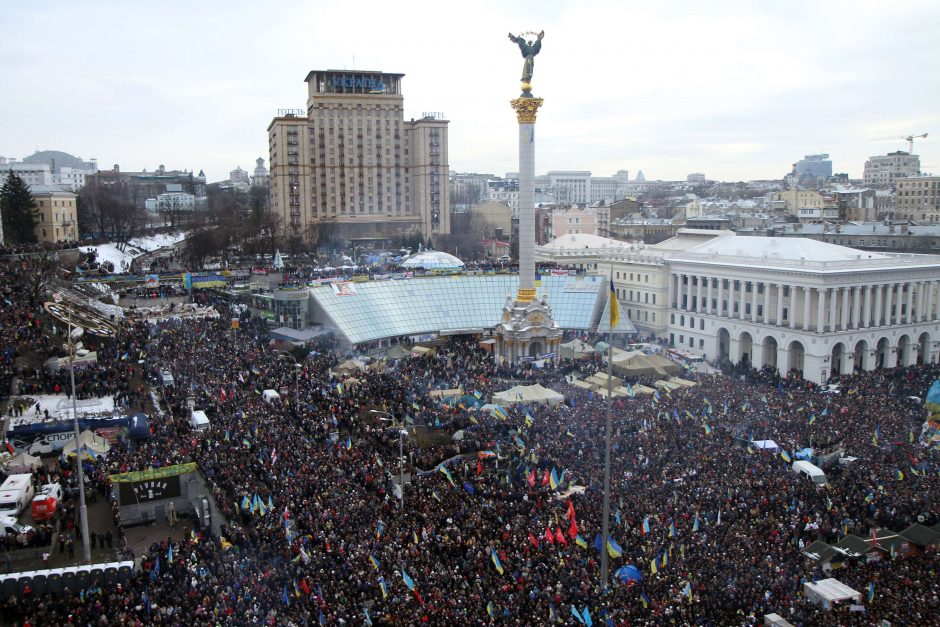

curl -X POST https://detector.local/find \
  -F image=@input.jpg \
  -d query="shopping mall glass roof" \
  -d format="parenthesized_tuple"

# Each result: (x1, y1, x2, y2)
(310, 274, 607, 344)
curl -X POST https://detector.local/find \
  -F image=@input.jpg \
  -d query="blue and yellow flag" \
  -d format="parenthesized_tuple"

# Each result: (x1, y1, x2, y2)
(780, 450, 792, 463)
(640, 590, 651, 607)
(378, 576, 388, 599)
(609, 278, 620, 330)
(607, 537, 623, 558)
(369, 555, 380, 570)
(487, 601, 495, 618)
(401, 569, 416, 591)
(490, 548, 505, 575)
(867, 581, 875, 603)
(549, 467, 560, 490)
(575, 535, 588, 549)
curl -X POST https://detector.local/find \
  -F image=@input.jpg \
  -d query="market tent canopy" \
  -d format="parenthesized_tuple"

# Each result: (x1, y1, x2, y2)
(802, 578, 861, 609)
(429, 388, 463, 400)
(613, 352, 682, 378)
(411, 346, 436, 357)
(492, 383, 565, 406)
(336, 358, 366, 373)
(558, 339, 596, 360)
(2, 451, 42, 473)
(61, 430, 111, 460)
(751, 439, 780, 452)
(668, 377, 697, 387)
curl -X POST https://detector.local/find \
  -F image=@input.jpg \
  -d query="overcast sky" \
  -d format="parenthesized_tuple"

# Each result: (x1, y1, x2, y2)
(2, 0, 938, 183)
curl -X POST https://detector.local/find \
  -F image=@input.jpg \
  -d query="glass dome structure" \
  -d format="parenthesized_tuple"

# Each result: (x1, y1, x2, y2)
(400, 250, 465, 270)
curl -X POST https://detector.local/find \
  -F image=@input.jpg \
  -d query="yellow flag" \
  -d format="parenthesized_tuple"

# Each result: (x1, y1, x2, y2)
(609, 278, 620, 329)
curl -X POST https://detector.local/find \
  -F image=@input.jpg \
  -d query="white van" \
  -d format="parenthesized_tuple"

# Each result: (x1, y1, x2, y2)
(792, 460, 827, 485)
(0, 473, 36, 517)
(190, 410, 210, 432)
(0, 515, 33, 538)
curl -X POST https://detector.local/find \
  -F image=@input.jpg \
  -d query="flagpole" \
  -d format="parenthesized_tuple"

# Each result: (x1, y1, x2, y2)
(600, 262, 614, 591)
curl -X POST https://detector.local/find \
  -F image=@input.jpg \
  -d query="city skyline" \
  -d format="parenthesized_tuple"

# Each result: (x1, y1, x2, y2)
(1, 0, 938, 184)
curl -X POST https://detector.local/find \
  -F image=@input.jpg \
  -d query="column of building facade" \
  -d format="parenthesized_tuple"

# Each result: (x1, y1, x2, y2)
(838, 286, 849, 331)
(763, 282, 771, 323)
(695, 276, 703, 313)
(675, 274, 683, 310)
(705, 276, 713, 315)
(801, 286, 811, 331)
(851, 287, 861, 329)
(884, 283, 894, 326)
(816, 288, 826, 332)
(789, 285, 796, 329)
(717, 278, 725, 318)
(776, 284, 784, 326)
(906, 282, 915, 324)
(873, 285, 883, 326)
(925, 282, 935, 322)
(917, 281, 927, 322)
(739, 281, 746, 321)
(862, 285, 872, 328)
(751, 282, 760, 323)
(667, 272, 675, 310)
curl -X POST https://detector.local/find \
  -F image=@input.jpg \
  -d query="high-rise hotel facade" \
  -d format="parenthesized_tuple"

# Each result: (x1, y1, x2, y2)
(268, 70, 450, 244)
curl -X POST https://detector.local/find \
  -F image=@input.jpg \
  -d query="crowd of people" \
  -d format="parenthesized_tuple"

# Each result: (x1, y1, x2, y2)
(1, 249, 939, 625)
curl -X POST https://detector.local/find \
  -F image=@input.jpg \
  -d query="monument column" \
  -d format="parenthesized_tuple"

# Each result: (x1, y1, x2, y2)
(511, 96, 544, 303)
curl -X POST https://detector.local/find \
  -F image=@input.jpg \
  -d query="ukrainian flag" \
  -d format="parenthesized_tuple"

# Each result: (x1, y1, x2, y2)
(609, 278, 620, 329)
(606, 537, 623, 558)
(575, 535, 588, 549)
(378, 576, 388, 599)
(490, 549, 505, 575)
(640, 590, 651, 607)
(780, 450, 792, 463)
(369, 555, 380, 570)
(867, 582, 875, 603)
(549, 467, 560, 490)
(401, 569, 416, 591)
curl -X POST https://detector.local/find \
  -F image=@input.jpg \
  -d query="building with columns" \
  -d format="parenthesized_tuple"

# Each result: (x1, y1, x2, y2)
(665, 236, 940, 383)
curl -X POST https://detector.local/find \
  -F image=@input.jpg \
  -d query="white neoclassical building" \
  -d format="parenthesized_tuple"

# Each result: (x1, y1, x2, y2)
(665, 237, 940, 383)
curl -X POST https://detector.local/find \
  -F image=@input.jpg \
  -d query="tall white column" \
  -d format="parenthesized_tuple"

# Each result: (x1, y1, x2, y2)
(837, 287, 847, 330)
(874, 284, 883, 326)
(801, 286, 810, 331)
(751, 281, 759, 322)
(677, 274, 684, 310)
(789, 286, 796, 329)
(668, 273, 675, 309)
(817, 288, 826, 332)
(863, 285, 872, 328)
(777, 284, 784, 326)
(906, 282, 914, 324)
(851, 286, 861, 330)
(514, 100, 540, 298)
(924, 281, 933, 324)
(884, 283, 894, 326)
(705, 276, 713, 315)
(763, 282, 771, 323)
(696, 276, 704, 313)
(718, 278, 725, 317)
(739, 281, 746, 320)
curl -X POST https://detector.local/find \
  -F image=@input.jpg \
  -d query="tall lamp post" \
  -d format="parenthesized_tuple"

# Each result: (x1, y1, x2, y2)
(370, 410, 406, 510)
(275, 350, 301, 409)
(54, 293, 91, 563)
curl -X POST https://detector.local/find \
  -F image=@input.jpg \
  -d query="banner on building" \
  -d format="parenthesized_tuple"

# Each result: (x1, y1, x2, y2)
(117, 474, 182, 505)
(109, 462, 197, 483)
(144, 274, 160, 287)
(331, 281, 357, 296)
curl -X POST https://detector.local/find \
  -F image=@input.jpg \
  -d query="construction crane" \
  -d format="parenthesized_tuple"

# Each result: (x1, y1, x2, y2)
(872, 132, 928, 154)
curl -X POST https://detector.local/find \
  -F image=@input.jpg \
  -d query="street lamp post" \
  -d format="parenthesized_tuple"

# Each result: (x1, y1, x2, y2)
(54, 293, 91, 563)
(370, 410, 405, 510)
(275, 351, 301, 409)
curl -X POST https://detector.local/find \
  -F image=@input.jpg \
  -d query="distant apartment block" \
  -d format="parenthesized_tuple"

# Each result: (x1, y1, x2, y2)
(863, 151, 920, 187)
(792, 153, 832, 179)
(894, 176, 940, 223)
(268, 70, 450, 244)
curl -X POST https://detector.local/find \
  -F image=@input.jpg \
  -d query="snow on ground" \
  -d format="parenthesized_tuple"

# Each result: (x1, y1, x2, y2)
(129, 231, 186, 251)
(8, 394, 116, 427)
(81, 231, 187, 272)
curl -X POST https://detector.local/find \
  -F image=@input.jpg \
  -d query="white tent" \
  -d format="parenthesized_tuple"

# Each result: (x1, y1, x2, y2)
(492, 383, 564, 406)
(61, 430, 111, 460)
(2, 451, 42, 473)
(558, 339, 596, 360)
(263, 389, 281, 404)
(752, 439, 781, 453)
(803, 578, 861, 609)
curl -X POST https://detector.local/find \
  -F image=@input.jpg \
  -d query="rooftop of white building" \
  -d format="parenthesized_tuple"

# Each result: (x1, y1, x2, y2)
(541, 233, 632, 251)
